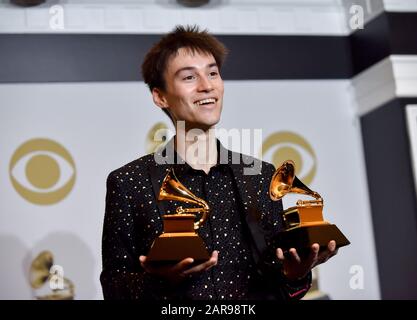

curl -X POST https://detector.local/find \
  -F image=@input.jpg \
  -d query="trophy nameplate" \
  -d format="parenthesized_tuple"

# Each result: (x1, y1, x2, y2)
(270, 160, 350, 256)
(147, 168, 210, 263)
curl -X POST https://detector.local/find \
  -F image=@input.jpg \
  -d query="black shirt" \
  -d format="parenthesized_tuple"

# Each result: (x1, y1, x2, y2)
(164, 160, 259, 299)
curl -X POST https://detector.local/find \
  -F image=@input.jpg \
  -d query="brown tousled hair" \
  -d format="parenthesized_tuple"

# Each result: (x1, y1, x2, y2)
(141, 25, 228, 120)
(142, 25, 228, 91)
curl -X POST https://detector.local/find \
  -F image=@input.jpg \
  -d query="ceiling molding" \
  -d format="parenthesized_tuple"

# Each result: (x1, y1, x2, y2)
(1, 1, 416, 35)
(0, 0, 349, 35)
(350, 55, 417, 116)
(384, 0, 417, 12)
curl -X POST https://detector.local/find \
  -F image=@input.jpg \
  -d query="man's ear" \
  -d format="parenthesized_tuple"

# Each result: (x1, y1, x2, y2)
(152, 88, 168, 110)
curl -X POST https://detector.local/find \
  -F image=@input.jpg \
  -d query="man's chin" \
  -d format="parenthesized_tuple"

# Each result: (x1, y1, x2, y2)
(184, 122, 218, 132)
(201, 118, 221, 130)
(175, 115, 221, 131)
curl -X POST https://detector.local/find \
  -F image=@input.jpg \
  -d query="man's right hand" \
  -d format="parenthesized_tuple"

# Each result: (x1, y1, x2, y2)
(139, 250, 218, 285)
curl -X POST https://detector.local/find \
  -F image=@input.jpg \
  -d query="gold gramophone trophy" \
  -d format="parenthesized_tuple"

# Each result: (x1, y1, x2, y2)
(29, 251, 74, 300)
(147, 168, 210, 263)
(270, 160, 350, 256)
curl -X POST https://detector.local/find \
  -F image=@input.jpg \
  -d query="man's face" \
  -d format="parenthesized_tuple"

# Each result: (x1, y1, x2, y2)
(153, 47, 224, 130)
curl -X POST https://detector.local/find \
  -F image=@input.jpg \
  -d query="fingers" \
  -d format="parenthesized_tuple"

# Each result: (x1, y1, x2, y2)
(311, 243, 320, 255)
(316, 240, 338, 266)
(276, 248, 284, 261)
(320, 240, 336, 257)
(326, 240, 338, 257)
(276, 240, 338, 276)
(309, 243, 320, 263)
(277, 247, 303, 263)
(328, 240, 336, 251)
(289, 248, 301, 263)
(172, 257, 195, 274)
(183, 251, 218, 276)
(277, 246, 314, 265)
(277, 244, 319, 266)
(139, 255, 194, 276)
(139, 255, 150, 272)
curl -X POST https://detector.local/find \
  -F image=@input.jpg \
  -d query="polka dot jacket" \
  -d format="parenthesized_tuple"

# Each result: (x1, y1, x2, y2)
(100, 139, 311, 300)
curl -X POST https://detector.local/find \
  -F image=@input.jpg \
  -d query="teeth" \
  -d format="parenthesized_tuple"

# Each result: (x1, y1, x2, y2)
(195, 98, 216, 106)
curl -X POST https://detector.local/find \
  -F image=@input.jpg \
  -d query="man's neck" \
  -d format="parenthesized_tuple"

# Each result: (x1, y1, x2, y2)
(175, 126, 217, 174)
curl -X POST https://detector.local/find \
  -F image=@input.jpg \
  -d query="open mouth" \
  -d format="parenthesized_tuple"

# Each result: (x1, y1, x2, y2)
(194, 98, 217, 107)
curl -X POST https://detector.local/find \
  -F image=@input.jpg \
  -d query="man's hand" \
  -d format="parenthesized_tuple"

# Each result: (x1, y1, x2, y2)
(276, 240, 338, 281)
(139, 250, 218, 285)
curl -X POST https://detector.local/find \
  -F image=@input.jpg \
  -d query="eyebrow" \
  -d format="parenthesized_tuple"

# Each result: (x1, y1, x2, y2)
(174, 63, 218, 77)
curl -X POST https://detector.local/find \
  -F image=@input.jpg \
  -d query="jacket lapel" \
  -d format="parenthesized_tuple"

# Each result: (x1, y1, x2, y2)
(222, 144, 268, 262)
(148, 139, 175, 217)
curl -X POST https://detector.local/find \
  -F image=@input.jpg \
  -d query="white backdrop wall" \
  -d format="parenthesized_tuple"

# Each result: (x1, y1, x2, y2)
(0, 80, 380, 299)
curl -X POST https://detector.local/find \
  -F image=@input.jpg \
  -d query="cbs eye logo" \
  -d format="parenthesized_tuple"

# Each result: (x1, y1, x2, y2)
(261, 131, 317, 185)
(9, 138, 76, 205)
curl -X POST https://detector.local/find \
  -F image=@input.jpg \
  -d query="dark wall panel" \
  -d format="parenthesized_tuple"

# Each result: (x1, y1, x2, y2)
(388, 13, 417, 54)
(0, 33, 353, 82)
(350, 13, 391, 75)
(219, 35, 352, 80)
(350, 12, 417, 75)
(361, 98, 417, 299)
(0, 34, 159, 83)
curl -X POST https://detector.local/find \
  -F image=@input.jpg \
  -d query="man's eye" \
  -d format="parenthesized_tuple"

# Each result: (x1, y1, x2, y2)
(209, 71, 218, 77)
(183, 75, 195, 80)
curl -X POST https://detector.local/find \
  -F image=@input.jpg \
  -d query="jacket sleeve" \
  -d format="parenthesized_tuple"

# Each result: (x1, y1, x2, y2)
(257, 162, 312, 300)
(100, 172, 171, 300)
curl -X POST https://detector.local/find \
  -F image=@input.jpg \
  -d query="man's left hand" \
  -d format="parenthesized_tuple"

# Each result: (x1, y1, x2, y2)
(276, 240, 338, 281)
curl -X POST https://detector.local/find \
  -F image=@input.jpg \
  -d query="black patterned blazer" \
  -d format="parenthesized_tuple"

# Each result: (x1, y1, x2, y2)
(100, 139, 311, 300)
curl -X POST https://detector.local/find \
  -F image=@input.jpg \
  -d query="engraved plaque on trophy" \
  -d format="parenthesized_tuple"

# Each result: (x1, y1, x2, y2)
(147, 168, 210, 263)
(269, 160, 350, 256)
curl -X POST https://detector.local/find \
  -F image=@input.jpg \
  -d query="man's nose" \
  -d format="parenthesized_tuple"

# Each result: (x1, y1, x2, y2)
(197, 75, 213, 92)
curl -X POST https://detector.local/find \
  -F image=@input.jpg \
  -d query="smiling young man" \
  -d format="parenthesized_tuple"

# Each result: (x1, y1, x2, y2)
(100, 25, 338, 300)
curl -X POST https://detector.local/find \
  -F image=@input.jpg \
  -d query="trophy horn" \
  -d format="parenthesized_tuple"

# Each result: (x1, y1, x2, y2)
(29, 250, 53, 289)
(29, 250, 75, 300)
(269, 160, 322, 203)
(159, 168, 210, 229)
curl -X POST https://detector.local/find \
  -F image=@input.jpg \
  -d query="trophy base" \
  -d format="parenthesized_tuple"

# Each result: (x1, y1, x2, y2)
(303, 290, 331, 300)
(276, 224, 350, 257)
(147, 233, 210, 264)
